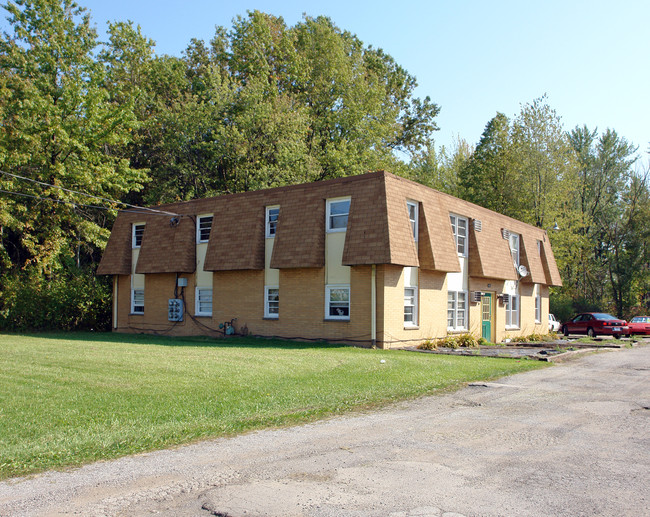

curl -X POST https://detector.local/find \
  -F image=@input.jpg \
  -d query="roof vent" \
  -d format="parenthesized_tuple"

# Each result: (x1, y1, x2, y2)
(501, 228, 511, 240)
(473, 219, 482, 232)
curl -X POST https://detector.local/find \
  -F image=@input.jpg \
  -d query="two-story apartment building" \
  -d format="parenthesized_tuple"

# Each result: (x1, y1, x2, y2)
(97, 171, 562, 348)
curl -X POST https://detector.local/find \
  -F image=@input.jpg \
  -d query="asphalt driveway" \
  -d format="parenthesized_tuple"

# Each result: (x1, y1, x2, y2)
(1, 346, 648, 516)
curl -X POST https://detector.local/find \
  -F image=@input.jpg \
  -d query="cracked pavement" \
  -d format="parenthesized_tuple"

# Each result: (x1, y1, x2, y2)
(1, 346, 648, 516)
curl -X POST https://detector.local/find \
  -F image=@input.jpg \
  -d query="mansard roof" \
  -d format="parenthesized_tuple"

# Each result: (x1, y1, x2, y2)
(97, 171, 562, 286)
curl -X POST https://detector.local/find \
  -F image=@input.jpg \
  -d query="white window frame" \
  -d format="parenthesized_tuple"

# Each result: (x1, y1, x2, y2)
(505, 294, 520, 328)
(449, 214, 468, 257)
(535, 286, 541, 323)
(264, 286, 279, 318)
(131, 288, 144, 314)
(265, 206, 280, 238)
(404, 286, 418, 326)
(326, 197, 351, 233)
(132, 223, 145, 248)
(195, 287, 213, 316)
(406, 201, 418, 242)
(197, 215, 213, 243)
(509, 233, 520, 268)
(325, 284, 350, 320)
(447, 290, 467, 331)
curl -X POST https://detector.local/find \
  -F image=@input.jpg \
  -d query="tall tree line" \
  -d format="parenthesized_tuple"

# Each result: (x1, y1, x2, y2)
(409, 98, 649, 321)
(0, 0, 439, 329)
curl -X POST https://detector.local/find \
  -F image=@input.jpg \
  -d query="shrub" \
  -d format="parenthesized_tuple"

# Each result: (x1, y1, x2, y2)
(0, 266, 112, 331)
(417, 338, 438, 350)
(417, 334, 481, 350)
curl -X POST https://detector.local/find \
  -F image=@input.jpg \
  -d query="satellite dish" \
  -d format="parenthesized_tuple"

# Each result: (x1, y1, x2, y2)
(518, 265, 529, 277)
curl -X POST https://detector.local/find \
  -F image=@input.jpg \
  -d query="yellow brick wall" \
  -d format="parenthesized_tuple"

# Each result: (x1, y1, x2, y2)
(113, 268, 552, 345)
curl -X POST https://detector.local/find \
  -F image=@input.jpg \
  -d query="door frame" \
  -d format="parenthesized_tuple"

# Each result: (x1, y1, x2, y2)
(481, 292, 495, 343)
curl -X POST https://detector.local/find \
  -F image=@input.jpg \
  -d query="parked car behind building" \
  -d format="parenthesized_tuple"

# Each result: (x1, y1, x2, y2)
(562, 313, 628, 339)
(627, 316, 650, 336)
(548, 313, 561, 332)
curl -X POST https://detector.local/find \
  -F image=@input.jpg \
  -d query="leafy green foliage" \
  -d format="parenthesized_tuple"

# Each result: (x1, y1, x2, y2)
(0, 265, 112, 330)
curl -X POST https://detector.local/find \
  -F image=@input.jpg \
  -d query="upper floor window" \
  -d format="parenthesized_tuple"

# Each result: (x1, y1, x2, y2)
(537, 239, 542, 256)
(326, 198, 350, 233)
(266, 206, 280, 238)
(449, 214, 467, 256)
(197, 215, 213, 243)
(132, 223, 145, 248)
(407, 201, 418, 242)
(509, 233, 520, 268)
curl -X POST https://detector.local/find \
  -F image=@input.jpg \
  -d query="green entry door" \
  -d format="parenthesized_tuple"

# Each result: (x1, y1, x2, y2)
(482, 293, 493, 342)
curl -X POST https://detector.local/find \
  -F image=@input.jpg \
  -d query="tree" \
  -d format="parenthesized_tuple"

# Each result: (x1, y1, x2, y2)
(459, 112, 518, 215)
(0, 0, 147, 272)
(565, 125, 641, 316)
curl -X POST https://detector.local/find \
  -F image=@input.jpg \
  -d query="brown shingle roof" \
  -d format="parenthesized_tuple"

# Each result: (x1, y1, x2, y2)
(97, 171, 563, 286)
(135, 214, 195, 274)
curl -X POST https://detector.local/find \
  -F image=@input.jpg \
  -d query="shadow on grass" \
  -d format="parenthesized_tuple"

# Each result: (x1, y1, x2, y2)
(2, 331, 355, 350)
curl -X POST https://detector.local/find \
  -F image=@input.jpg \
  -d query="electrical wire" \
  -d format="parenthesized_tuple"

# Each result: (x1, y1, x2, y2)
(0, 169, 181, 216)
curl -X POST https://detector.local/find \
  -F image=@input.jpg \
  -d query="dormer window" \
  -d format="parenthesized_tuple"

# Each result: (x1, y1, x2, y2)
(197, 215, 213, 243)
(132, 223, 145, 248)
(509, 233, 520, 268)
(266, 206, 280, 238)
(407, 201, 418, 242)
(449, 214, 467, 256)
(326, 197, 350, 232)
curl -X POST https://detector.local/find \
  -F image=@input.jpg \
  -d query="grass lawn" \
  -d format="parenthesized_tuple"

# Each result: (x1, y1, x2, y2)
(0, 332, 547, 479)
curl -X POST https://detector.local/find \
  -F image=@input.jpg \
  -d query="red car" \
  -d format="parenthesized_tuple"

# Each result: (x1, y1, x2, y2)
(627, 316, 650, 336)
(562, 312, 629, 339)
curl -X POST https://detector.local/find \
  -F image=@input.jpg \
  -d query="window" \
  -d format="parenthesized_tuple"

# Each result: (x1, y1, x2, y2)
(447, 291, 467, 330)
(537, 240, 542, 256)
(326, 198, 350, 232)
(266, 206, 279, 238)
(404, 287, 418, 326)
(195, 288, 212, 316)
(509, 233, 520, 268)
(197, 215, 213, 243)
(535, 291, 541, 323)
(265, 286, 279, 318)
(505, 294, 520, 328)
(132, 223, 145, 248)
(131, 289, 144, 314)
(449, 215, 468, 256)
(325, 285, 350, 320)
(407, 201, 418, 241)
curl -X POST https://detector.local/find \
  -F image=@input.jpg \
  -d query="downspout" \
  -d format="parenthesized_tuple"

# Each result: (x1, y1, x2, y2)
(371, 264, 376, 348)
(113, 275, 118, 329)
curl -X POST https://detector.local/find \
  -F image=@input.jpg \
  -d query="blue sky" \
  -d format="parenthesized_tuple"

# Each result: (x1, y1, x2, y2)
(4, 0, 649, 157)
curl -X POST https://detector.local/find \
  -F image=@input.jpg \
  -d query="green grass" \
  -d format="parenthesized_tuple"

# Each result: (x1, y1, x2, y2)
(0, 332, 547, 479)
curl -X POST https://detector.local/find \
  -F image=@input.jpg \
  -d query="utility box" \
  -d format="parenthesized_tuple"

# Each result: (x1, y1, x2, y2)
(168, 298, 184, 321)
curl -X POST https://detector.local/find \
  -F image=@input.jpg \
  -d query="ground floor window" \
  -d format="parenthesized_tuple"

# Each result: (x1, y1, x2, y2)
(535, 290, 541, 323)
(326, 285, 350, 320)
(506, 294, 520, 328)
(265, 286, 279, 318)
(447, 291, 467, 330)
(195, 287, 213, 316)
(404, 287, 418, 326)
(131, 289, 144, 314)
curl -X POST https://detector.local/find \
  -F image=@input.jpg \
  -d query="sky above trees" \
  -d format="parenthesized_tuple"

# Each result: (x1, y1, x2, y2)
(7, 0, 645, 157)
